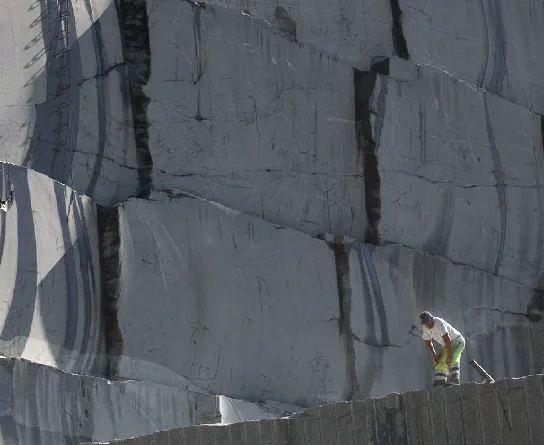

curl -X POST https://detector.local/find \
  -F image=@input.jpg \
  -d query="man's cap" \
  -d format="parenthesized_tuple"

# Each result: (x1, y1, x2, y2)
(420, 311, 434, 324)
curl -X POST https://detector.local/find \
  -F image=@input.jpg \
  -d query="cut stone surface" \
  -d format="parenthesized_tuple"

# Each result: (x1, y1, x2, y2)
(109, 191, 348, 407)
(145, 0, 367, 239)
(346, 241, 541, 398)
(0, 0, 139, 206)
(0, 163, 105, 375)
(0, 357, 195, 445)
(375, 62, 544, 287)
(400, 0, 544, 114)
(110, 192, 541, 405)
(204, 0, 394, 69)
(81, 374, 544, 445)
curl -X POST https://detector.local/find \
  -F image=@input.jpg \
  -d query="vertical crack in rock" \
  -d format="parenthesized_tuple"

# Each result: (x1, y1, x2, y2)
(389, 0, 409, 59)
(83, 0, 109, 198)
(486, 0, 507, 95)
(119, 0, 153, 198)
(192, 4, 205, 120)
(483, 95, 506, 275)
(478, 0, 490, 88)
(329, 237, 359, 399)
(354, 69, 382, 245)
(527, 290, 544, 322)
(541, 115, 544, 153)
(97, 206, 123, 377)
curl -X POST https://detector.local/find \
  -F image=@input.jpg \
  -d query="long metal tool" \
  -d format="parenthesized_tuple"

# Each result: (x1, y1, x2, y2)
(469, 359, 495, 383)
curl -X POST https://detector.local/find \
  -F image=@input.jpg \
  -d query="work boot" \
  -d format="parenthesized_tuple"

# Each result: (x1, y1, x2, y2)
(448, 373, 460, 385)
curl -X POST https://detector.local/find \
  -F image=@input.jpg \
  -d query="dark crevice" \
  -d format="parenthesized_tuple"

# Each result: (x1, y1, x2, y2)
(527, 289, 544, 322)
(389, 0, 409, 59)
(354, 69, 382, 245)
(118, 0, 153, 198)
(370, 56, 390, 76)
(327, 237, 359, 400)
(97, 205, 124, 378)
(541, 115, 544, 153)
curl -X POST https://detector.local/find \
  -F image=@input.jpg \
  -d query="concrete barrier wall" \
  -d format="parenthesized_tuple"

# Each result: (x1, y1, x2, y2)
(83, 373, 544, 445)
(0, 163, 105, 375)
(0, 0, 139, 206)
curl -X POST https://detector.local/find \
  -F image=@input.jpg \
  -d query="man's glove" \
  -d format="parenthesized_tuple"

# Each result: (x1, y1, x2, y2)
(433, 355, 439, 365)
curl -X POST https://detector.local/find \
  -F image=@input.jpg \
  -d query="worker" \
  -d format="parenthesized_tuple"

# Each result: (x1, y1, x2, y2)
(420, 311, 465, 386)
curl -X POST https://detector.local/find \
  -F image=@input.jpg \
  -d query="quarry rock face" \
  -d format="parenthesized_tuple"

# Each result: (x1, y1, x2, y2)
(0, 0, 542, 443)
(108, 192, 541, 407)
(376, 62, 544, 287)
(399, 0, 544, 114)
(145, 1, 368, 240)
(0, 163, 105, 375)
(82, 374, 544, 445)
(0, 0, 139, 206)
(106, 192, 348, 407)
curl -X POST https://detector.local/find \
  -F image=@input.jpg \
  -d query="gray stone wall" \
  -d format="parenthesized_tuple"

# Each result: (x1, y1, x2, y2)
(87, 373, 544, 445)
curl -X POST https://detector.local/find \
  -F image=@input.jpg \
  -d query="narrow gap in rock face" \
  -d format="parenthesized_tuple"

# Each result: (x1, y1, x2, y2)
(389, 0, 409, 59)
(97, 206, 123, 377)
(354, 69, 382, 245)
(119, 0, 153, 198)
(330, 237, 359, 399)
(527, 289, 544, 322)
(541, 115, 544, 153)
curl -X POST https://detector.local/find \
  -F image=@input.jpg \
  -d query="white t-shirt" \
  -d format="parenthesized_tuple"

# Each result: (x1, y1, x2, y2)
(422, 317, 462, 346)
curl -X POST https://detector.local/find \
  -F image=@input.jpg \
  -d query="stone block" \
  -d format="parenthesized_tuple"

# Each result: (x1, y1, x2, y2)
(288, 416, 306, 445)
(243, 421, 260, 445)
(476, 384, 500, 445)
(203, 0, 394, 69)
(402, 392, 420, 445)
(145, 0, 367, 239)
(493, 380, 514, 445)
(213, 425, 229, 445)
(523, 375, 544, 443)
(376, 63, 544, 286)
(444, 385, 466, 445)
(399, 0, 544, 114)
(0, 164, 105, 374)
(334, 402, 354, 445)
(182, 426, 200, 445)
(428, 387, 447, 445)
(257, 420, 275, 445)
(199, 426, 215, 445)
(167, 428, 184, 445)
(273, 419, 290, 445)
(113, 193, 347, 406)
(460, 383, 482, 445)
(507, 378, 530, 444)
(302, 408, 322, 444)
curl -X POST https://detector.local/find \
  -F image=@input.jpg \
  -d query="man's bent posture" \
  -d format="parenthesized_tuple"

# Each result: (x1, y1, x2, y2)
(420, 311, 465, 386)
